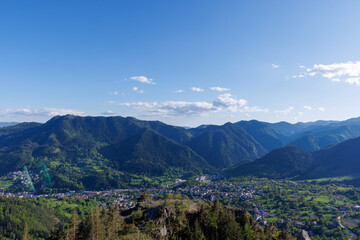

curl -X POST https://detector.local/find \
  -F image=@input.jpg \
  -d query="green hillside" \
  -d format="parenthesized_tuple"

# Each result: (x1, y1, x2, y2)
(0, 115, 210, 191)
(227, 136, 360, 180)
(226, 146, 313, 178)
(186, 124, 267, 168)
(2, 115, 360, 191)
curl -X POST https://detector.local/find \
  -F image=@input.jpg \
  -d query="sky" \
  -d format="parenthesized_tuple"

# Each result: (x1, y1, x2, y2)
(1, 1, 360, 127)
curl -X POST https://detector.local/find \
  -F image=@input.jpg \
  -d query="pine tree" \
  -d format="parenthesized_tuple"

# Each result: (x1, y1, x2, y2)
(106, 203, 123, 239)
(65, 209, 79, 240)
(92, 206, 106, 240)
(191, 217, 205, 240)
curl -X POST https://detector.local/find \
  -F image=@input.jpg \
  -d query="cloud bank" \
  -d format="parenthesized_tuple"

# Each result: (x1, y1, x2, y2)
(0, 107, 85, 118)
(295, 61, 360, 86)
(100, 110, 115, 115)
(118, 94, 268, 117)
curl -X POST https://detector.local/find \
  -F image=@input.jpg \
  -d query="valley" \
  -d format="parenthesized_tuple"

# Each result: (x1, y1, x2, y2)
(1, 175, 360, 239)
(2, 115, 360, 239)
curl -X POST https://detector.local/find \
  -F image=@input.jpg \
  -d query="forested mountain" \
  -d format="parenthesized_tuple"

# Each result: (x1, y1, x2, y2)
(0, 122, 41, 137)
(309, 136, 360, 178)
(264, 117, 360, 151)
(0, 115, 210, 190)
(2, 115, 360, 190)
(186, 123, 268, 168)
(226, 146, 313, 179)
(226, 136, 360, 179)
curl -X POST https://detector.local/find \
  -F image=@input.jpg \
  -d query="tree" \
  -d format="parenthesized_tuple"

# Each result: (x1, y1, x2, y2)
(65, 209, 79, 240)
(106, 203, 123, 239)
(137, 192, 151, 203)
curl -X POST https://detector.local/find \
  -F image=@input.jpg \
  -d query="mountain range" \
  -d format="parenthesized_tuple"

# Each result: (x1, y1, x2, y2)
(2, 115, 360, 190)
(226, 136, 360, 180)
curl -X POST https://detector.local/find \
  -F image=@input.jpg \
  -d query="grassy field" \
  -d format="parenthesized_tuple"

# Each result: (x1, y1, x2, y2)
(300, 174, 360, 183)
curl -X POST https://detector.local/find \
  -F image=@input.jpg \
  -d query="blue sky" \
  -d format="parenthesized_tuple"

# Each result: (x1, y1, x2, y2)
(1, 1, 360, 127)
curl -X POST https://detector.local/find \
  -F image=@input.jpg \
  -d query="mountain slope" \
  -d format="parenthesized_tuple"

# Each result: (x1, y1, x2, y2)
(309, 137, 360, 178)
(227, 136, 360, 179)
(288, 124, 360, 151)
(127, 117, 194, 143)
(3, 115, 360, 190)
(186, 123, 267, 168)
(100, 128, 210, 175)
(0, 122, 41, 137)
(0, 115, 210, 190)
(226, 146, 313, 178)
(235, 120, 285, 151)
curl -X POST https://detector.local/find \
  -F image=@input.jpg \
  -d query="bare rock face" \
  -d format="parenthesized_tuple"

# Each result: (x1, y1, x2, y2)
(151, 226, 167, 239)
(159, 226, 167, 238)
(299, 229, 311, 240)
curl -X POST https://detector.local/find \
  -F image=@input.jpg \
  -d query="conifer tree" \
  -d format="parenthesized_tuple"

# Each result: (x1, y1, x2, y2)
(92, 206, 106, 240)
(65, 209, 79, 240)
(106, 203, 123, 239)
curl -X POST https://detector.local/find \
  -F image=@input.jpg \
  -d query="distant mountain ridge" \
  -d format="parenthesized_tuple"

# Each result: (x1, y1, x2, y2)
(0, 122, 19, 128)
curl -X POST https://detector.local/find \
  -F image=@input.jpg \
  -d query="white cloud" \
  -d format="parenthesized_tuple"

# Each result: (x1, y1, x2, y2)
(345, 77, 360, 86)
(119, 94, 268, 117)
(295, 61, 360, 86)
(303, 105, 325, 112)
(109, 91, 119, 95)
(101, 110, 115, 115)
(275, 106, 294, 115)
(213, 94, 247, 112)
(129, 76, 155, 84)
(272, 64, 280, 69)
(299, 65, 305, 69)
(242, 106, 269, 113)
(210, 87, 231, 92)
(132, 87, 144, 93)
(0, 107, 85, 118)
(121, 101, 215, 117)
(105, 100, 115, 104)
(191, 87, 204, 92)
(307, 61, 360, 79)
(292, 74, 305, 78)
(174, 89, 184, 93)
